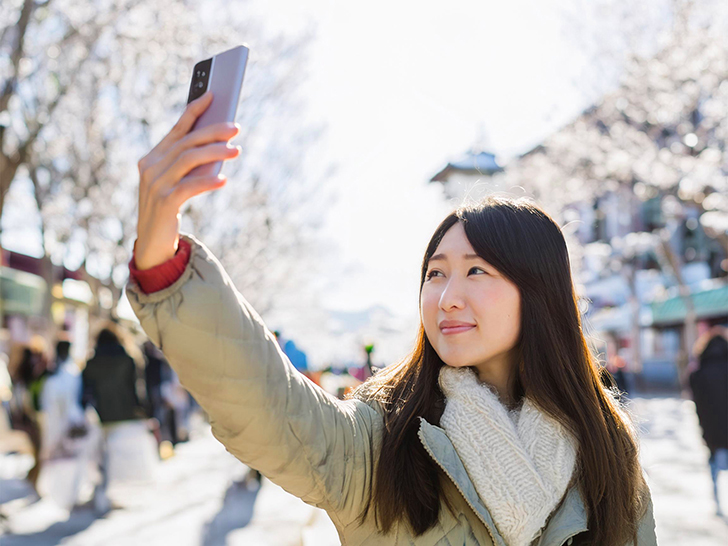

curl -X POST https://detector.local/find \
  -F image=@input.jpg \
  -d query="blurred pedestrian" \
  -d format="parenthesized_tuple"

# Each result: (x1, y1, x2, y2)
(0, 350, 33, 462)
(0, 350, 11, 414)
(37, 339, 98, 509)
(601, 350, 630, 400)
(83, 326, 143, 423)
(40, 340, 86, 460)
(689, 325, 728, 516)
(142, 340, 176, 446)
(8, 344, 49, 490)
(274, 331, 309, 373)
(160, 366, 191, 444)
(83, 325, 145, 513)
(609, 353, 629, 395)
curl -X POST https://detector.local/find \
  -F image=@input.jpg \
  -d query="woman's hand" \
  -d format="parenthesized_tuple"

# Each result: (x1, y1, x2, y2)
(135, 92, 241, 270)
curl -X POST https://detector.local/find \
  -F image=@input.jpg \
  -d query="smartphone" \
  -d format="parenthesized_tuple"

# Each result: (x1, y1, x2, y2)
(186, 44, 249, 177)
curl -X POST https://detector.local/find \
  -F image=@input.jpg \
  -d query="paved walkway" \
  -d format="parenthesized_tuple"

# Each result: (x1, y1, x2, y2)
(631, 396, 728, 545)
(0, 415, 338, 545)
(0, 396, 726, 545)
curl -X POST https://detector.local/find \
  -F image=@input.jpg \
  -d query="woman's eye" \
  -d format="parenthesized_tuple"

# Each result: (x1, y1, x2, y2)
(469, 267, 487, 275)
(426, 270, 442, 280)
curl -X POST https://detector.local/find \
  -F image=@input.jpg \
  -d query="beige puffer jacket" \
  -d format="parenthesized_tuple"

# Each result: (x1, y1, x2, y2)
(126, 234, 658, 546)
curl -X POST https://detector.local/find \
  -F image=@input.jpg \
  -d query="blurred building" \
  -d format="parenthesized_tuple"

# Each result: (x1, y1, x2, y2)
(0, 246, 116, 362)
(429, 149, 505, 201)
(575, 191, 727, 390)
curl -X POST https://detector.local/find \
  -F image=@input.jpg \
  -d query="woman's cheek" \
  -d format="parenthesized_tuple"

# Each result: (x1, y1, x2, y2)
(420, 291, 439, 333)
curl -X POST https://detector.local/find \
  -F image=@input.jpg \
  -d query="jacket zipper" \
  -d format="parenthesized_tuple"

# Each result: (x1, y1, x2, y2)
(419, 433, 501, 546)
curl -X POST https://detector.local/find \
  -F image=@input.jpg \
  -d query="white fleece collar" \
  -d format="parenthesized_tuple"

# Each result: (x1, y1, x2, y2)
(439, 366, 578, 546)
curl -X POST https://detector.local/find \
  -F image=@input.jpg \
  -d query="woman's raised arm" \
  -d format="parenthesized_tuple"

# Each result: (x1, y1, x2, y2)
(127, 96, 380, 526)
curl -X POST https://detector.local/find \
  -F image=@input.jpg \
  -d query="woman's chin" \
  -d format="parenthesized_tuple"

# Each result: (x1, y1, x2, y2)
(441, 360, 474, 370)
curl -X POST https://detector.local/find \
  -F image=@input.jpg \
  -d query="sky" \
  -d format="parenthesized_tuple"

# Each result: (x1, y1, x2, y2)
(245, 0, 668, 319)
(232, 0, 673, 363)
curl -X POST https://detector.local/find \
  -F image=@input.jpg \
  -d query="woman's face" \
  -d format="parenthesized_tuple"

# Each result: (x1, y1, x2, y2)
(420, 222, 521, 375)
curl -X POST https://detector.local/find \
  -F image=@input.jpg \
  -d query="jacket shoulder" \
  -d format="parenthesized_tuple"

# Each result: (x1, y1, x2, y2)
(349, 392, 387, 419)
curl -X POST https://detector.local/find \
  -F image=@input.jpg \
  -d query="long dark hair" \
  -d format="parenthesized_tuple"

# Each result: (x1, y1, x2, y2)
(352, 196, 648, 545)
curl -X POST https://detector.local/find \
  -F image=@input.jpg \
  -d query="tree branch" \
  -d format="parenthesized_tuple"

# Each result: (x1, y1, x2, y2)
(0, 0, 37, 114)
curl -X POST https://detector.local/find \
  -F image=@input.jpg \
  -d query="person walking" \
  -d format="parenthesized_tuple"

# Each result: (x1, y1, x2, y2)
(40, 340, 86, 460)
(142, 340, 176, 444)
(0, 350, 34, 472)
(83, 327, 142, 424)
(38, 339, 96, 509)
(689, 326, 728, 516)
(126, 93, 657, 545)
(8, 345, 49, 491)
(83, 325, 144, 512)
(160, 365, 191, 444)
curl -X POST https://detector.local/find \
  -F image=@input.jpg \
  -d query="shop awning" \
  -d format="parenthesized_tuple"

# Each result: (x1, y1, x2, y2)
(0, 266, 47, 316)
(650, 284, 728, 326)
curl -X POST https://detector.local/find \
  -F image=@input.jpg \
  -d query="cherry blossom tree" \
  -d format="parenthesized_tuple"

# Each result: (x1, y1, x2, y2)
(495, 0, 727, 378)
(1, 0, 331, 331)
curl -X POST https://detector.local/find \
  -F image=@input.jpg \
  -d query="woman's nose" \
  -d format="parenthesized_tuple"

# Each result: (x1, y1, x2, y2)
(438, 278, 466, 311)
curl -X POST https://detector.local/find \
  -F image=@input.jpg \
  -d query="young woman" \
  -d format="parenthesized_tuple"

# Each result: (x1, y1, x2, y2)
(128, 92, 657, 545)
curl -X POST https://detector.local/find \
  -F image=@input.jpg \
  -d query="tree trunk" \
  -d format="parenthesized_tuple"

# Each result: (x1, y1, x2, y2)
(659, 236, 696, 392)
(624, 263, 643, 374)
(39, 253, 56, 341)
(0, 158, 22, 241)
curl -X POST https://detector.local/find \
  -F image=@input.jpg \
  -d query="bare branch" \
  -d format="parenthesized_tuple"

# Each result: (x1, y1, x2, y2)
(0, 0, 36, 114)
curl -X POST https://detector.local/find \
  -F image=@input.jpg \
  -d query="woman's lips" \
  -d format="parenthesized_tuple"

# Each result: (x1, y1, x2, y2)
(440, 325, 475, 335)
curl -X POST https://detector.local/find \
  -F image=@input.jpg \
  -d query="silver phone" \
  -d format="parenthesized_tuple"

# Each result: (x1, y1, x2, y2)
(186, 44, 249, 177)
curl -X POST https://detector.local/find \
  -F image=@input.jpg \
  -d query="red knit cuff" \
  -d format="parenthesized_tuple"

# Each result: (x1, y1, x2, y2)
(129, 239, 192, 294)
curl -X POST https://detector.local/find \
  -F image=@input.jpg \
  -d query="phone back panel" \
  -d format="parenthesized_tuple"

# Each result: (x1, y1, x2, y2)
(188, 45, 249, 178)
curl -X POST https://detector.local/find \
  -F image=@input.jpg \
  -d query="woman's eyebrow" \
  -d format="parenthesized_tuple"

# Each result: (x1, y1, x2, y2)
(429, 253, 482, 262)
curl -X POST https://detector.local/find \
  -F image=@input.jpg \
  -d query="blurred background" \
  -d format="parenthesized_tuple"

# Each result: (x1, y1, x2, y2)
(0, 0, 726, 544)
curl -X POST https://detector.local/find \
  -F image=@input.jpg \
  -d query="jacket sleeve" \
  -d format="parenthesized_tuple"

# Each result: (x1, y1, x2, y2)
(125, 234, 381, 521)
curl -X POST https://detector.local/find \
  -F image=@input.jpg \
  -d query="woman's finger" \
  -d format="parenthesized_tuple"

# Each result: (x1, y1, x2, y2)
(151, 92, 214, 157)
(154, 142, 241, 191)
(145, 122, 240, 183)
(170, 174, 228, 207)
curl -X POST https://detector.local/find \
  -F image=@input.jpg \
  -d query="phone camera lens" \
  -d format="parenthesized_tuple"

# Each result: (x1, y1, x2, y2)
(201, 71, 206, 77)
(197, 82, 204, 89)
